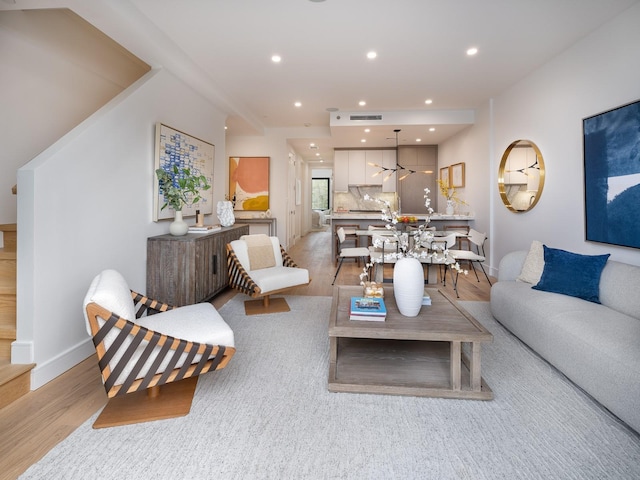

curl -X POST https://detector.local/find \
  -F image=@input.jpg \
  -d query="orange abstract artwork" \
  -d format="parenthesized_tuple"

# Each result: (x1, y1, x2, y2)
(229, 156, 270, 211)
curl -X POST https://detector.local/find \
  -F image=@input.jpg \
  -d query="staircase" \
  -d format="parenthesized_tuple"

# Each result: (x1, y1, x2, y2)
(0, 223, 35, 409)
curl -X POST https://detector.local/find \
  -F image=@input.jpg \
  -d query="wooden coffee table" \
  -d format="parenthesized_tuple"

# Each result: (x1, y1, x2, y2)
(328, 285, 493, 400)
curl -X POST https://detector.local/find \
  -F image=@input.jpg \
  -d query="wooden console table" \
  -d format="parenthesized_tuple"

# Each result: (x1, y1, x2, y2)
(146, 224, 249, 306)
(233, 217, 277, 236)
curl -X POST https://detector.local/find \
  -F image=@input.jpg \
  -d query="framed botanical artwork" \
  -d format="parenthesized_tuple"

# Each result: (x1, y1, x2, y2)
(439, 166, 450, 188)
(229, 156, 270, 211)
(153, 123, 214, 221)
(583, 99, 640, 249)
(451, 162, 466, 188)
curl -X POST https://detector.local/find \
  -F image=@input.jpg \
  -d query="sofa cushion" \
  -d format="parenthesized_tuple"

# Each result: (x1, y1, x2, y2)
(517, 240, 544, 284)
(532, 246, 610, 303)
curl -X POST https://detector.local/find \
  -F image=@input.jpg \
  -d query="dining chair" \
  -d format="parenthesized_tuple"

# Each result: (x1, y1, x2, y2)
(334, 224, 359, 263)
(449, 228, 492, 285)
(444, 225, 470, 250)
(332, 227, 371, 285)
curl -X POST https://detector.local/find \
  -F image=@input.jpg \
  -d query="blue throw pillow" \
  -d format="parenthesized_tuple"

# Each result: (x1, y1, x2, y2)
(532, 246, 610, 303)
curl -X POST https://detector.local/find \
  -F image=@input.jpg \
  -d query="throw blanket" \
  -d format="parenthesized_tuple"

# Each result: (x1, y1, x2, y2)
(243, 234, 276, 270)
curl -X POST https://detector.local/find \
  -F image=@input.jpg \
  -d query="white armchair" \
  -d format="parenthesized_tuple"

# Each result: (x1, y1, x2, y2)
(83, 269, 235, 428)
(227, 234, 310, 314)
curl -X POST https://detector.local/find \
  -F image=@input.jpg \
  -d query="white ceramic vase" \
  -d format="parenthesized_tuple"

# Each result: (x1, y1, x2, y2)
(169, 210, 188, 236)
(445, 199, 455, 215)
(393, 256, 425, 317)
(217, 200, 235, 227)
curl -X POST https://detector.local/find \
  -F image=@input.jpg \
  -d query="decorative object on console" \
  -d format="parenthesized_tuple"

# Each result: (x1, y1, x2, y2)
(229, 156, 270, 211)
(153, 123, 214, 221)
(584, 99, 640, 250)
(156, 164, 211, 236)
(217, 200, 235, 227)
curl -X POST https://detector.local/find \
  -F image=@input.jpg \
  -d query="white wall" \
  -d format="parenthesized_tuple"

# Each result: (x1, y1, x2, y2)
(0, 9, 148, 224)
(226, 133, 304, 247)
(440, 2, 640, 274)
(15, 68, 228, 388)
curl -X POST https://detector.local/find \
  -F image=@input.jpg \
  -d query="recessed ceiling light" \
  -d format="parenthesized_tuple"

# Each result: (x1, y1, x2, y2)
(294, 101, 302, 107)
(359, 101, 366, 106)
(364, 128, 370, 133)
(466, 47, 478, 56)
(316, 152, 320, 156)
(271, 54, 282, 63)
(416, 138, 422, 142)
(429, 127, 436, 132)
(366, 51, 377, 60)
(425, 99, 433, 105)
(361, 139, 366, 143)
(310, 143, 316, 147)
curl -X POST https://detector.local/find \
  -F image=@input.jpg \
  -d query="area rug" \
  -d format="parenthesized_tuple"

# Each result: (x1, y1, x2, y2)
(20, 297, 640, 479)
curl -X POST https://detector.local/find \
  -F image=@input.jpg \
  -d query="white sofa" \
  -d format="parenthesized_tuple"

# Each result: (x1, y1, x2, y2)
(490, 247, 640, 433)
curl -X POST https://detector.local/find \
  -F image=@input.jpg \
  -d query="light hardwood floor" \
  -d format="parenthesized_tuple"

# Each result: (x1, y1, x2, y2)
(0, 229, 493, 479)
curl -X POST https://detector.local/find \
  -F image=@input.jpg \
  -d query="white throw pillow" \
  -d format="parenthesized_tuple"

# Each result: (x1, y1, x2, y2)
(517, 240, 545, 284)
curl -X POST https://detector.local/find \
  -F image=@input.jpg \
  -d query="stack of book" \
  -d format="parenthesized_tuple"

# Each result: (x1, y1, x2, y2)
(349, 297, 387, 321)
(188, 224, 222, 233)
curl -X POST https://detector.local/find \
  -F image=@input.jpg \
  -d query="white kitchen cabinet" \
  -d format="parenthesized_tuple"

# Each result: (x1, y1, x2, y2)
(333, 150, 349, 191)
(348, 150, 366, 185)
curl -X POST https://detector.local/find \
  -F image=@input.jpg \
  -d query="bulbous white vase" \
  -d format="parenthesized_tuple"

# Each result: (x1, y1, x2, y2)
(393, 257, 425, 317)
(217, 200, 235, 227)
(445, 200, 455, 215)
(169, 210, 188, 236)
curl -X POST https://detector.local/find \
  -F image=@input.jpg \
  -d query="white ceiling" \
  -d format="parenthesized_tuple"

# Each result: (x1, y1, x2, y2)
(5, 0, 639, 165)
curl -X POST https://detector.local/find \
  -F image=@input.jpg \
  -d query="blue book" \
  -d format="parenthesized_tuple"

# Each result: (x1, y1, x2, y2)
(350, 297, 387, 321)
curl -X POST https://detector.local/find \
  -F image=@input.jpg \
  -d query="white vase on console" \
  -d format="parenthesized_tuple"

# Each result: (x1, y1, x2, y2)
(169, 210, 189, 236)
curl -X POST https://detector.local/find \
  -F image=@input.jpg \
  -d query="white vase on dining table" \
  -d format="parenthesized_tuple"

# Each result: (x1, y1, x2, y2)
(393, 256, 424, 317)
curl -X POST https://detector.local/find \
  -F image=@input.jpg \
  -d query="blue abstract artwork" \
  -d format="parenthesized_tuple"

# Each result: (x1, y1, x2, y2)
(583, 99, 640, 249)
(154, 123, 214, 221)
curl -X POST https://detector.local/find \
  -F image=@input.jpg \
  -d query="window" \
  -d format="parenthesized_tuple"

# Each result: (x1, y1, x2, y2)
(311, 178, 330, 210)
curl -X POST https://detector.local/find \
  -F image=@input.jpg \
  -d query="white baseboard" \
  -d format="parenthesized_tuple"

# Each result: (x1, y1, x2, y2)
(19, 338, 96, 390)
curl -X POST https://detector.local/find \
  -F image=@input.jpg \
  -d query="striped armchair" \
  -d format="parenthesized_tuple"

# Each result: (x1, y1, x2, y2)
(83, 269, 235, 428)
(227, 235, 310, 315)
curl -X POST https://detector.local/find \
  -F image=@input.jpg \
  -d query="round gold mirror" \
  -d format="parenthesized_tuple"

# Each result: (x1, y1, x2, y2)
(498, 140, 545, 213)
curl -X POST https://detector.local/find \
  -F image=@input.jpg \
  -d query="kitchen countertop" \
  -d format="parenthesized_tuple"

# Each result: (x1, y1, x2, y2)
(331, 212, 475, 220)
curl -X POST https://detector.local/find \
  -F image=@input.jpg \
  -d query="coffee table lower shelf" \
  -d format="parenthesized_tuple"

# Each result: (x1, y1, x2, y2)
(328, 338, 493, 400)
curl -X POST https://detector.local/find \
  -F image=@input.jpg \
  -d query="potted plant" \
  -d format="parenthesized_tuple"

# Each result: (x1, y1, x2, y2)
(156, 165, 211, 236)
